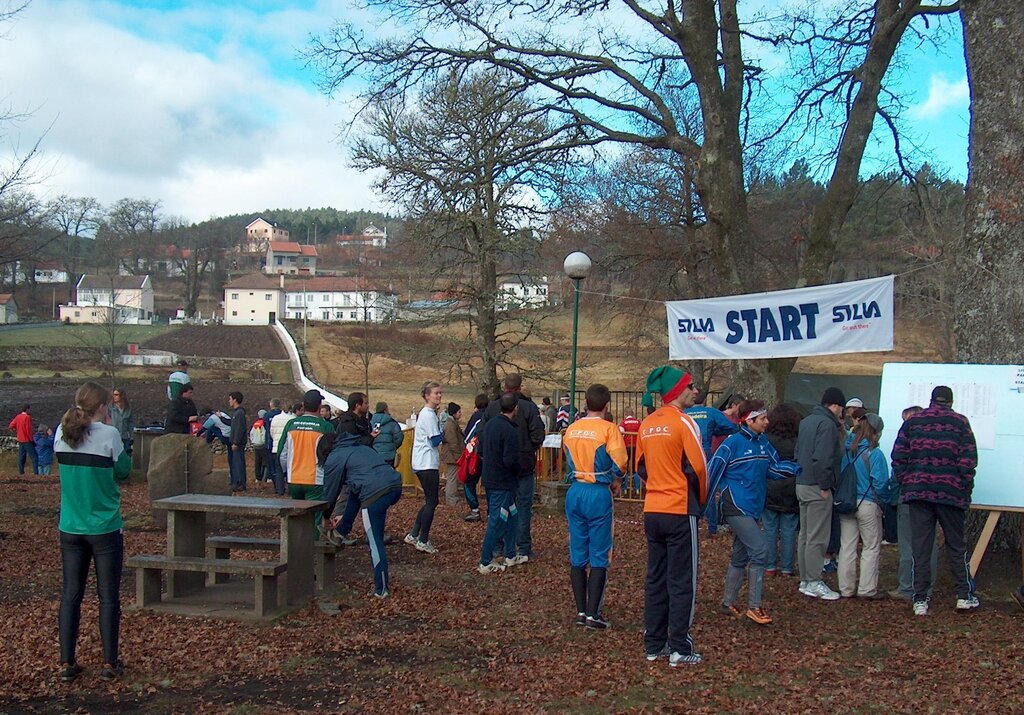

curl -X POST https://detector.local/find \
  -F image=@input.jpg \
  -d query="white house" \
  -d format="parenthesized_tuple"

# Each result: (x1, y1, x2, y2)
(283, 276, 397, 323)
(59, 274, 155, 325)
(335, 224, 388, 249)
(17, 260, 70, 284)
(244, 217, 290, 254)
(223, 273, 285, 325)
(498, 275, 549, 310)
(265, 241, 318, 276)
(0, 294, 18, 323)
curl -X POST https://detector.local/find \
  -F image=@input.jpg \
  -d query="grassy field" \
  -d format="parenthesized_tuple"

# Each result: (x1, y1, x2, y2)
(0, 324, 179, 348)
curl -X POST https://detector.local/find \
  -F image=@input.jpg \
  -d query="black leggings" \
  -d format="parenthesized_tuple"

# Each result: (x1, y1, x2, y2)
(410, 469, 440, 543)
(59, 530, 123, 666)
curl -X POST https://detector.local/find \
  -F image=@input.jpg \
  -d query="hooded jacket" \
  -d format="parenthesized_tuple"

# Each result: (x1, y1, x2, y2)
(322, 432, 403, 516)
(370, 412, 404, 461)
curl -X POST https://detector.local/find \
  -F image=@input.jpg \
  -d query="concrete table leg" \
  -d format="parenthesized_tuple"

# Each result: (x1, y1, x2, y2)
(167, 510, 206, 597)
(282, 513, 314, 605)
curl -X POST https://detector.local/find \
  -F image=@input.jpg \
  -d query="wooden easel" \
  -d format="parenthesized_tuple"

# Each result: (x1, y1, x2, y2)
(968, 504, 1024, 581)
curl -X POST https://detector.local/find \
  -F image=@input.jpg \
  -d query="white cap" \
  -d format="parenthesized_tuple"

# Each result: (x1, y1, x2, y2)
(846, 397, 864, 408)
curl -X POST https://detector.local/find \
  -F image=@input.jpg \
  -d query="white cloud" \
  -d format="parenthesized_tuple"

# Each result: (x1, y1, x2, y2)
(910, 74, 969, 120)
(0, 0, 385, 221)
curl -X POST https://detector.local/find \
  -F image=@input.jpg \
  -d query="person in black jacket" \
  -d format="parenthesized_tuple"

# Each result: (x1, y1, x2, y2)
(164, 384, 198, 434)
(763, 403, 801, 576)
(323, 432, 403, 598)
(477, 393, 522, 573)
(335, 392, 378, 447)
(483, 373, 544, 561)
(226, 392, 247, 492)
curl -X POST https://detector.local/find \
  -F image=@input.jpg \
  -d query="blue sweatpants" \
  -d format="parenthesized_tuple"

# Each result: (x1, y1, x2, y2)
(339, 488, 402, 596)
(565, 481, 614, 569)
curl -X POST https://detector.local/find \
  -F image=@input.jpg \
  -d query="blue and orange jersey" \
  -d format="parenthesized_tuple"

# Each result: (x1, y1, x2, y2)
(563, 416, 628, 485)
(636, 405, 708, 515)
(278, 415, 335, 486)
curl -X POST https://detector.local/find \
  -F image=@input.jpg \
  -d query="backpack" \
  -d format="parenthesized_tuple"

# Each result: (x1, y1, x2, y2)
(456, 437, 481, 484)
(249, 421, 266, 448)
(834, 450, 871, 514)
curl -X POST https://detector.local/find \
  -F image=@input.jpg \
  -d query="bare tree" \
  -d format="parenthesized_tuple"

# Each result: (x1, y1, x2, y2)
(45, 194, 102, 300)
(97, 198, 161, 274)
(350, 69, 577, 393)
(311, 0, 960, 398)
(163, 219, 229, 318)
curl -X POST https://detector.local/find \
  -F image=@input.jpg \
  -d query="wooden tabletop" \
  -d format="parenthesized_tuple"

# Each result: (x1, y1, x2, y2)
(152, 493, 327, 516)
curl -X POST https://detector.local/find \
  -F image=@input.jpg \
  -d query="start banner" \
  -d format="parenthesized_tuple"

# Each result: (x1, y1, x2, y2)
(666, 275, 894, 360)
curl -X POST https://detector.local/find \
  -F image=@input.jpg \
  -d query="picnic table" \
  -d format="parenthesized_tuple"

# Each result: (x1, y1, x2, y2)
(127, 493, 326, 618)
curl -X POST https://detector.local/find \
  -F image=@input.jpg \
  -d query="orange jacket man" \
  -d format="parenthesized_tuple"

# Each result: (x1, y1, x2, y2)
(636, 366, 707, 666)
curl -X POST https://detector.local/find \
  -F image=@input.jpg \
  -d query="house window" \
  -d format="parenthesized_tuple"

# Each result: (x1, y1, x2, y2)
(276, 257, 283, 265)
(323, 294, 329, 301)
(335, 311, 343, 319)
(231, 310, 237, 316)
(349, 311, 357, 320)
(343, 295, 351, 306)
(306, 294, 313, 301)
(231, 292, 239, 300)
(74, 311, 80, 318)
(265, 293, 272, 300)
(321, 311, 329, 320)
(251, 310, 255, 314)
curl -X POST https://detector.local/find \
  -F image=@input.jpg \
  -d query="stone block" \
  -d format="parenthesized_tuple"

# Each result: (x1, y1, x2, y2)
(539, 480, 570, 510)
(147, 434, 226, 528)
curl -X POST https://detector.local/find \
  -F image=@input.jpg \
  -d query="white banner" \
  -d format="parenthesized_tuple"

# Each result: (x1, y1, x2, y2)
(666, 275, 894, 360)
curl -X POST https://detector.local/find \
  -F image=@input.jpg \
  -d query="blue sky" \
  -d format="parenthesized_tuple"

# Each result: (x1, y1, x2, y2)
(0, 1, 970, 222)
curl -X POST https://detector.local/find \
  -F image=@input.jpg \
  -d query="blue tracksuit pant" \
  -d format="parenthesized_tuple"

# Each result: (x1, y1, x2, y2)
(566, 481, 614, 568)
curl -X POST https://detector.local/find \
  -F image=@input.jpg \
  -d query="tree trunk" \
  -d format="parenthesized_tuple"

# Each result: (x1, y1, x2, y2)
(956, 0, 1024, 552)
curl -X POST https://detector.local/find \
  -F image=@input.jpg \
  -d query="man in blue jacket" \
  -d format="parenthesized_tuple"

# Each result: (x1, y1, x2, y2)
(322, 432, 403, 598)
(478, 393, 522, 573)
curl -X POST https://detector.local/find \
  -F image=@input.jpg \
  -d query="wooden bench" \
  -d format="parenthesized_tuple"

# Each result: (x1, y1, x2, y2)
(205, 535, 338, 593)
(126, 554, 287, 618)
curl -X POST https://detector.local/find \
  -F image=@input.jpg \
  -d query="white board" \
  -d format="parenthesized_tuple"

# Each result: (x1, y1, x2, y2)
(878, 363, 1024, 510)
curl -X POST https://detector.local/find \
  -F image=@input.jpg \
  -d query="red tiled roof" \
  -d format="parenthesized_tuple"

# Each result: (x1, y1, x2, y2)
(269, 241, 318, 257)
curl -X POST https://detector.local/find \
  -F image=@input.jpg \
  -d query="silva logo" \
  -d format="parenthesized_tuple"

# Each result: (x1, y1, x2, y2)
(832, 301, 881, 323)
(677, 317, 715, 333)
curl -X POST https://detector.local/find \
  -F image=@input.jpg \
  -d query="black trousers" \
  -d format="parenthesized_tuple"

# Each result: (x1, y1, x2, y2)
(410, 469, 440, 543)
(643, 513, 699, 656)
(59, 530, 123, 665)
(908, 500, 974, 601)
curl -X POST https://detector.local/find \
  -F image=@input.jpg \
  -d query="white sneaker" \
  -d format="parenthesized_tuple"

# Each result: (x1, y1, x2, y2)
(669, 651, 703, 666)
(415, 540, 439, 554)
(807, 581, 840, 601)
(955, 596, 980, 611)
(913, 600, 929, 616)
(477, 561, 505, 574)
(505, 554, 529, 567)
(799, 580, 810, 595)
(403, 533, 417, 546)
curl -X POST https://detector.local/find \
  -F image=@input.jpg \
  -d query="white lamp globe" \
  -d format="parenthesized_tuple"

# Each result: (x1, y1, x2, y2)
(563, 251, 592, 280)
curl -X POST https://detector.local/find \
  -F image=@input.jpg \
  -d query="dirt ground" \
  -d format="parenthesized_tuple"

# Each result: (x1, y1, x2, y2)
(142, 326, 288, 360)
(0, 456, 1021, 713)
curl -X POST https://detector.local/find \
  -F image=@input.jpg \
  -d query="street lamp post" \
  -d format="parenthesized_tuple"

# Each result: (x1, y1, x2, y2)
(563, 251, 592, 423)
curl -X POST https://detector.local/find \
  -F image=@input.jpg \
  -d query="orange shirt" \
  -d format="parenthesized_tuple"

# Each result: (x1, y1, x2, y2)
(636, 405, 708, 515)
